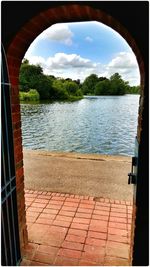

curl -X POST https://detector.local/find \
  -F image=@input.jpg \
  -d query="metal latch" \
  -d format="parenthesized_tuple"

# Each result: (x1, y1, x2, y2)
(128, 156, 137, 184)
(128, 172, 136, 184)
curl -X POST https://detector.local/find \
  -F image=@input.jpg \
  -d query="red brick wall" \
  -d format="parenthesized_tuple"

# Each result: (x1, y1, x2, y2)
(6, 4, 145, 261)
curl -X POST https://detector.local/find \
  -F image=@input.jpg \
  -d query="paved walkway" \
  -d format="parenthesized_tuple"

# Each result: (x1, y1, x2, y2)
(24, 150, 133, 201)
(21, 190, 132, 266)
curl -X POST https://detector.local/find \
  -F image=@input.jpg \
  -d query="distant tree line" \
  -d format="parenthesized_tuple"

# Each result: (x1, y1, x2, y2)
(19, 59, 140, 101)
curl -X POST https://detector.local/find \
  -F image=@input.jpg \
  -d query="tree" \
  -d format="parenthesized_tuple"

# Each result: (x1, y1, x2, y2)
(52, 80, 69, 100)
(94, 79, 111, 95)
(19, 62, 43, 91)
(109, 73, 127, 95)
(64, 81, 80, 95)
(82, 74, 99, 95)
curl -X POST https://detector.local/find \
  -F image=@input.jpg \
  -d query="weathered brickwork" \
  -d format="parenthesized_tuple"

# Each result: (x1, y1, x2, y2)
(6, 3, 145, 262)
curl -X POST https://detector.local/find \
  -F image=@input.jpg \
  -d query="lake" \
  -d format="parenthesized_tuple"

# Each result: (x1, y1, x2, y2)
(20, 95, 140, 156)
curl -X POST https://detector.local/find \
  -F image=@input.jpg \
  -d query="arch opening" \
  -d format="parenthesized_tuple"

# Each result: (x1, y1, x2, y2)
(5, 3, 146, 266)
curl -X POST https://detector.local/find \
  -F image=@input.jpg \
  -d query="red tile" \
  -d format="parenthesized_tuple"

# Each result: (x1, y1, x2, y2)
(51, 196, 66, 201)
(114, 200, 121, 204)
(71, 222, 89, 231)
(75, 212, 92, 219)
(80, 200, 95, 205)
(46, 204, 62, 210)
(109, 221, 127, 230)
(79, 203, 94, 209)
(128, 213, 132, 219)
(26, 217, 37, 223)
(111, 204, 126, 209)
(43, 208, 59, 215)
(90, 219, 108, 227)
(58, 248, 82, 259)
(108, 227, 128, 237)
(89, 225, 107, 233)
(127, 209, 132, 214)
(62, 240, 84, 251)
(66, 198, 80, 203)
(83, 244, 105, 255)
(27, 207, 44, 213)
(61, 206, 77, 212)
(104, 198, 110, 203)
(46, 192, 52, 196)
(29, 260, 49, 265)
(39, 213, 56, 220)
(86, 237, 106, 247)
(88, 231, 107, 240)
(95, 205, 110, 212)
(50, 225, 68, 234)
(42, 192, 48, 195)
(31, 203, 47, 208)
(128, 218, 132, 224)
(65, 234, 86, 244)
(25, 197, 35, 202)
(56, 215, 73, 222)
(53, 220, 71, 228)
(49, 200, 64, 205)
(26, 211, 40, 219)
(68, 229, 87, 237)
(32, 251, 55, 265)
(110, 212, 127, 218)
(36, 218, 53, 225)
(81, 250, 105, 263)
(96, 202, 110, 207)
(111, 208, 127, 214)
(79, 259, 99, 266)
(54, 256, 79, 266)
(64, 202, 79, 207)
(37, 245, 59, 255)
(92, 214, 109, 221)
(108, 234, 128, 244)
(34, 199, 49, 204)
(93, 210, 109, 216)
(73, 217, 90, 224)
(126, 201, 131, 205)
(109, 216, 127, 223)
(77, 208, 93, 214)
(59, 210, 75, 217)
(37, 195, 51, 199)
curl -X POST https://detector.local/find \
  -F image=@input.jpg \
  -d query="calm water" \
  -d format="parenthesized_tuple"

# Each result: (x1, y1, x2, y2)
(20, 95, 140, 156)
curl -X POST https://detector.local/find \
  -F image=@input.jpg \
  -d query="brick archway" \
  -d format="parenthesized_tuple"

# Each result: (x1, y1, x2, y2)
(5, 3, 145, 263)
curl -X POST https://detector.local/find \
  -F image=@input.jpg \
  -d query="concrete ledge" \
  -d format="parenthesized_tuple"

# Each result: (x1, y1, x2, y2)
(23, 149, 131, 162)
(23, 149, 133, 201)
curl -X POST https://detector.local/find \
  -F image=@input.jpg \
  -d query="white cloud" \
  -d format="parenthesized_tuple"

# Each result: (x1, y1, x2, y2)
(39, 24, 73, 45)
(85, 36, 93, 42)
(26, 51, 140, 85)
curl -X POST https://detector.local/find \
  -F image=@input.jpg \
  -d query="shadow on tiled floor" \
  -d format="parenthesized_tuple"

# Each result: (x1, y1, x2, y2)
(21, 190, 133, 266)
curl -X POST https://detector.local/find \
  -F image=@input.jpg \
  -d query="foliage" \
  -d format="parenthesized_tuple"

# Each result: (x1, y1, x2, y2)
(19, 89, 40, 101)
(94, 79, 111, 95)
(82, 74, 99, 95)
(126, 85, 140, 94)
(109, 73, 128, 95)
(19, 59, 140, 102)
(81, 72, 139, 96)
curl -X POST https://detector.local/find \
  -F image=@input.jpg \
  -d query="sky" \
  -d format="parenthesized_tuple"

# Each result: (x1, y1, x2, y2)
(25, 21, 140, 86)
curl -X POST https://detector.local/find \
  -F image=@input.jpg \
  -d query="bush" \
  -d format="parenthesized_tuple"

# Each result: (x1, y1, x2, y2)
(19, 89, 40, 101)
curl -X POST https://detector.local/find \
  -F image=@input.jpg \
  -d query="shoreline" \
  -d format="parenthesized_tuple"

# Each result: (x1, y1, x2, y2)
(23, 148, 131, 163)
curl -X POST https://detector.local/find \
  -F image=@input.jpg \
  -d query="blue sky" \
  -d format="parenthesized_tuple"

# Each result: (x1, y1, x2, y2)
(25, 21, 140, 85)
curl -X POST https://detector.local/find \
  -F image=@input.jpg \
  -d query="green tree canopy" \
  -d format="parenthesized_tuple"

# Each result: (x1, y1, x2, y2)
(94, 79, 111, 95)
(82, 74, 99, 95)
(109, 73, 128, 95)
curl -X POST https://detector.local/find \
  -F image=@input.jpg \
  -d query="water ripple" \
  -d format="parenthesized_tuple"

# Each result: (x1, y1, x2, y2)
(20, 95, 139, 156)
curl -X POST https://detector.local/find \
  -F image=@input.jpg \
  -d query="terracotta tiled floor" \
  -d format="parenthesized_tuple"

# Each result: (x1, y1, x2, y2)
(21, 190, 133, 266)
